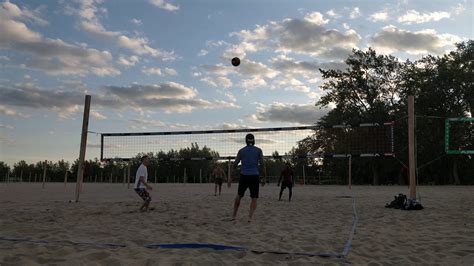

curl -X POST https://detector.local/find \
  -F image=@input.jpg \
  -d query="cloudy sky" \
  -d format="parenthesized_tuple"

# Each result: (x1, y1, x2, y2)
(0, 0, 472, 164)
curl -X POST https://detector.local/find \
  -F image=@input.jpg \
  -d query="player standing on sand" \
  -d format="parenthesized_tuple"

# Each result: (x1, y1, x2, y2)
(229, 133, 266, 222)
(134, 155, 153, 212)
(212, 164, 226, 196)
(278, 163, 294, 202)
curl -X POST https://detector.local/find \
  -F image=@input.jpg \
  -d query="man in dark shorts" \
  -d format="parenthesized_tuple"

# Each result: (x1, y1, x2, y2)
(134, 155, 153, 212)
(212, 164, 226, 196)
(229, 133, 266, 222)
(278, 163, 294, 201)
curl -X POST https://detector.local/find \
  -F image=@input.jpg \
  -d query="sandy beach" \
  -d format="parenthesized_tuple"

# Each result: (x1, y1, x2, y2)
(0, 183, 473, 265)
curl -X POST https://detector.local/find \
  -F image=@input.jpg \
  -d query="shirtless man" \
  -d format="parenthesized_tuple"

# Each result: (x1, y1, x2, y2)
(212, 164, 226, 196)
(278, 163, 294, 202)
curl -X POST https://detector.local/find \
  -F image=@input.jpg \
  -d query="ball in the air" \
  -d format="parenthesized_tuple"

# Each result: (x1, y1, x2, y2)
(231, 57, 240, 67)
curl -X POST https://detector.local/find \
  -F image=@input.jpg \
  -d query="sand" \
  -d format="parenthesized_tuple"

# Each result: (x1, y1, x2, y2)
(0, 182, 473, 265)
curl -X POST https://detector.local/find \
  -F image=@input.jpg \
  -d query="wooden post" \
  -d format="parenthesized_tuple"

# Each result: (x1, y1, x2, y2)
(228, 160, 231, 185)
(408, 95, 416, 199)
(29, 172, 32, 183)
(184, 168, 187, 184)
(94, 175, 97, 183)
(75, 95, 91, 202)
(199, 168, 202, 183)
(110, 172, 113, 183)
(154, 169, 157, 184)
(127, 162, 131, 189)
(302, 165, 306, 185)
(64, 171, 68, 189)
(42, 160, 47, 189)
(20, 170, 23, 182)
(34, 173, 37, 182)
(348, 155, 352, 190)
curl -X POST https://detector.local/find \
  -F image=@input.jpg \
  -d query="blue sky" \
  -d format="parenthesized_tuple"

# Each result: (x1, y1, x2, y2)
(0, 0, 472, 165)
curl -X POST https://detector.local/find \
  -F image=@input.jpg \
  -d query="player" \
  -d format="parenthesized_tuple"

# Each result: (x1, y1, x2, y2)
(278, 163, 294, 201)
(229, 133, 266, 222)
(212, 164, 226, 196)
(134, 155, 153, 212)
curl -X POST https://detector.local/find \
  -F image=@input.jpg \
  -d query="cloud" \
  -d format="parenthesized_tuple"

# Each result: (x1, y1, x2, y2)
(241, 77, 267, 89)
(163, 67, 177, 76)
(0, 104, 29, 118)
(198, 49, 208, 56)
(149, 0, 179, 11)
(200, 76, 232, 88)
(142, 67, 178, 76)
(0, 123, 15, 129)
(452, 3, 465, 15)
(90, 110, 107, 120)
(129, 118, 165, 128)
(303, 12, 329, 25)
(0, 1, 48, 26)
(225, 92, 236, 102)
(130, 18, 142, 25)
(350, 7, 361, 19)
(74, 0, 176, 60)
(229, 12, 361, 60)
(369, 10, 389, 22)
(398, 10, 450, 24)
(249, 103, 328, 124)
(117, 55, 140, 66)
(326, 9, 340, 18)
(0, 82, 241, 117)
(0, 8, 119, 77)
(270, 56, 346, 78)
(371, 26, 462, 55)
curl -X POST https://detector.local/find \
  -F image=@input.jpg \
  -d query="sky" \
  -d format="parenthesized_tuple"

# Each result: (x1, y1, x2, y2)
(0, 0, 472, 165)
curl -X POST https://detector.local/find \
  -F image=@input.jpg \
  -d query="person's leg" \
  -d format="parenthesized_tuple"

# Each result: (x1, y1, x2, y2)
(279, 186, 284, 201)
(288, 185, 292, 201)
(218, 183, 222, 195)
(248, 198, 257, 222)
(248, 175, 260, 222)
(214, 183, 217, 196)
(233, 195, 242, 219)
(233, 176, 246, 219)
(140, 190, 152, 212)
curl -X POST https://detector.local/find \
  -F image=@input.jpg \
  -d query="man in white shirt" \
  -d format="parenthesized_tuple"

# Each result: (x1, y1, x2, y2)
(134, 155, 153, 212)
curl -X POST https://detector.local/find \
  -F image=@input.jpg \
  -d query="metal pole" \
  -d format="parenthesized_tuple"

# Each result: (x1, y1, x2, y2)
(42, 160, 47, 189)
(75, 95, 91, 202)
(348, 155, 352, 190)
(408, 95, 417, 200)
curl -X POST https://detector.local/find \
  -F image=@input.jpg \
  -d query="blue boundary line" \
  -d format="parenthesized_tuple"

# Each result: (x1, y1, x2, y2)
(0, 195, 358, 260)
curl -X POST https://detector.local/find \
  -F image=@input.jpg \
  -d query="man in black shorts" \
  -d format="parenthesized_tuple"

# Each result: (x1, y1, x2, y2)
(278, 163, 294, 201)
(229, 133, 266, 222)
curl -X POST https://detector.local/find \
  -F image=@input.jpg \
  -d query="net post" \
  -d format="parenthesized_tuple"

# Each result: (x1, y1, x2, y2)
(348, 155, 352, 190)
(75, 95, 91, 202)
(199, 168, 202, 183)
(444, 118, 450, 153)
(227, 159, 231, 185)
(408, 95, 417, 200)
(42, 160, 47, 189)
(100, 134, 104, 161)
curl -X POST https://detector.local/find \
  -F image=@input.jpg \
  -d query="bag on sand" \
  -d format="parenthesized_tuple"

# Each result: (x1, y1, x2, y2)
(385, 193, 424, 210)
